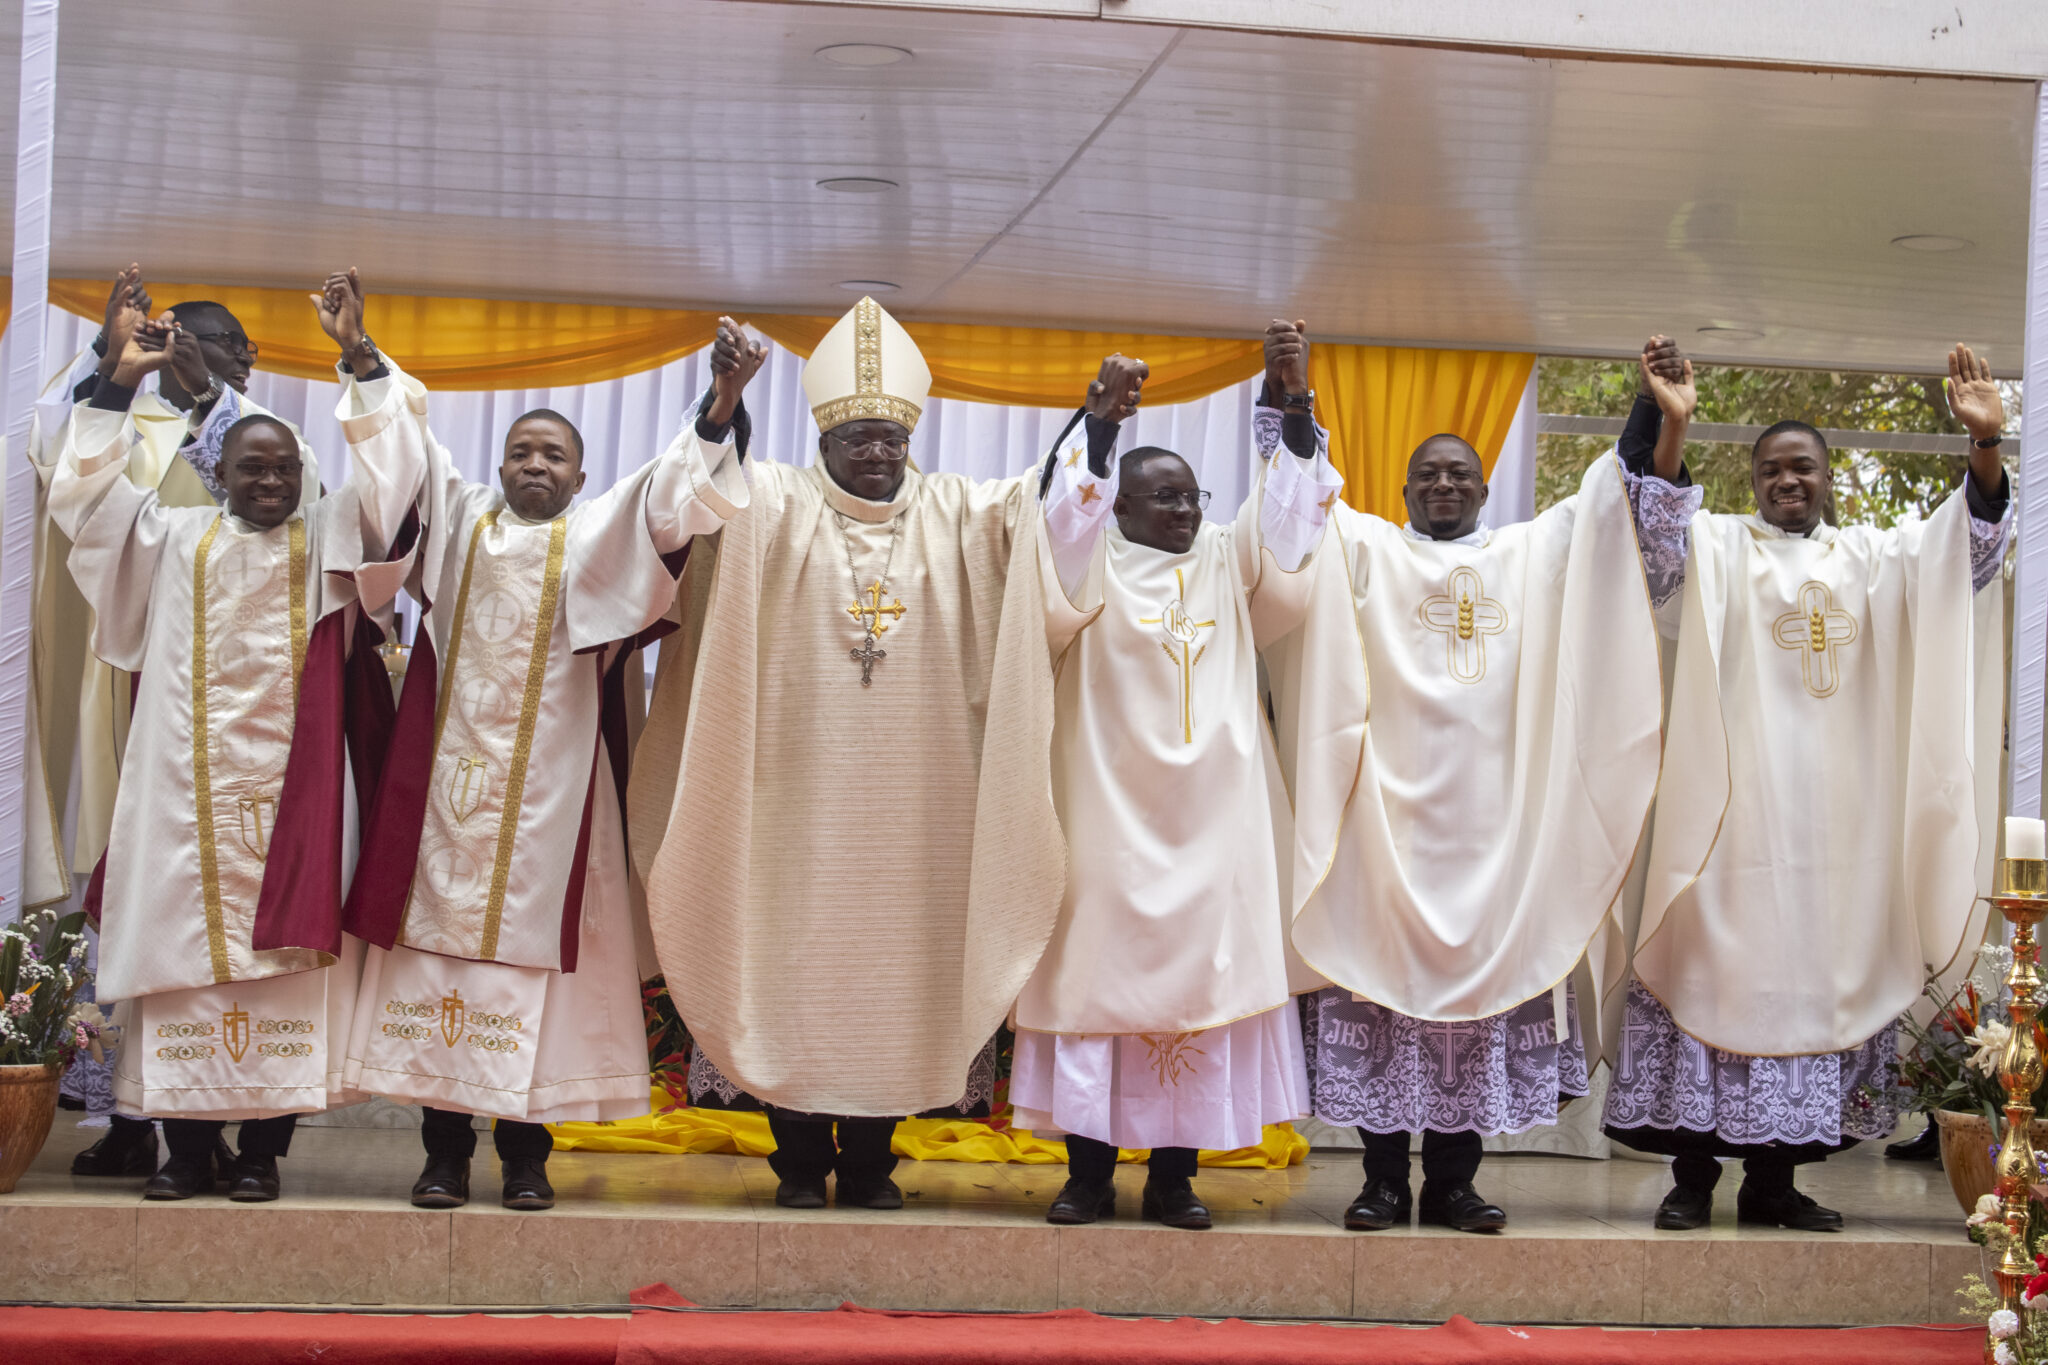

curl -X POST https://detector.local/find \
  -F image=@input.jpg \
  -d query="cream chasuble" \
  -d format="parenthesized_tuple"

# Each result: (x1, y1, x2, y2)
(1278, 452, 1663, 1028)
(1632, 492, 2001, 1057)
(50, 400, 369, 1117)
(337, 363, 742, 1121)
(634, 458, 1064, 1117)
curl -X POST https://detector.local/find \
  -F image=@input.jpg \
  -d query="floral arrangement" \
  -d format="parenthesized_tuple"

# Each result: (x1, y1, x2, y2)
(642, 976, 692, 1113)
(0, 908, 104, 1069)
(1896, 947, 2047, 1121)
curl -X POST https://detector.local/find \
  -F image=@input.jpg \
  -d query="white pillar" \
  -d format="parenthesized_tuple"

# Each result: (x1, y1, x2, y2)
(0, 0, 60, 918)
(2014, 82, 2048, 820)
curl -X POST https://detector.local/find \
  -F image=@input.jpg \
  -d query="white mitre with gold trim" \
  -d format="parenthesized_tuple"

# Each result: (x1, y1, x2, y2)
(802, 296, 933, 435)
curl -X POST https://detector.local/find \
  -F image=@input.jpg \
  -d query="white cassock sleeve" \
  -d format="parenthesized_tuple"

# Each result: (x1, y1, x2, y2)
(27, 346, 102, 482)
(1243, 413, 1343, 645)
(49, 403, 172, 671)
(1040, 444, 1118, 606)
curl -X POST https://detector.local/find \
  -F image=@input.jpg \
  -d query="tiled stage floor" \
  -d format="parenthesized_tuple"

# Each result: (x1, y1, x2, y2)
(0, 1117, 1989, 1325)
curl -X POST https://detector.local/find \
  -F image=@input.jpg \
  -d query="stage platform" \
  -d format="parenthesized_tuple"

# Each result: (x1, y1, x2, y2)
(0, 1118, 1986, 1326)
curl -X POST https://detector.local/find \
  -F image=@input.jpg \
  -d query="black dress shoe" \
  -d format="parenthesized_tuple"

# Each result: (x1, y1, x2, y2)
(71, 1117, 158, 1176)
(1735, 1184, 1843, 1232)
(1884, 1123, 1942, 1163)
(227, 1154, 282, 1203)
(1046, 1178, 1116, 1225)
(836, 1177, 904, 1210)
(212, 1136, 239, 1190)
(411, 1156, 471, 1209)
(1418, 1182, 1508, 1233)
(1140, 1177, 1212, 1230)
(1343, 1178, 1413, 1231)
(500, 1157, 555, 1211)
(774, 1177, 828, 1209)
(1654, 1183, 1713, 1230)
(143, 1157, 213, 1201)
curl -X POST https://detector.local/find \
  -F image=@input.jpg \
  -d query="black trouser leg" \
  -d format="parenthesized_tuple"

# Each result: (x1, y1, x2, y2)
(420, 1107, 481, 1161)
(236, 1114, 297, 1159)
(1066, 1133, 1118, 1186)
(1674, 1150, 1724, 1194)
(1419, 1129, 1483, 1190)
(1741, 1149, 1798, 1196)
(833, 1117, 901, 1188)
(161, 1118, 226, 1166)
(1147, 1146, 1199, 1182)
(765, 1109, 838, 1184)
(491, 1119, 553, 1164)
(1359, 1128, 1413, 1188)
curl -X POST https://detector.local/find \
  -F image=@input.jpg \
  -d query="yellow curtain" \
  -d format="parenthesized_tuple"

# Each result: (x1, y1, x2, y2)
(550, 1088, 1307, 1169)
(1310, 343, 1535, 520)
(0, 276, 10, 337)
(751, 314, 1264, 408)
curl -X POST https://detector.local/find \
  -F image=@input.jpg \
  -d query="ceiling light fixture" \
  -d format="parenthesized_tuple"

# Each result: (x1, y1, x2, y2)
(815, 44, 913, 68)
(1696, 325, 1765, 342)
(838, 280, 900, 293)
(816, 177, 900, 194)
(1890, 233, 1973, 253)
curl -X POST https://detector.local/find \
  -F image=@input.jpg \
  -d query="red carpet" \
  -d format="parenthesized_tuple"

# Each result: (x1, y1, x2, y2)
(0, 1288, 1984, 1365)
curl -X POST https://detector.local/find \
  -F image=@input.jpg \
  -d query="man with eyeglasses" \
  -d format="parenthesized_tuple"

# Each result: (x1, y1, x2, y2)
(1268, 322, 1677, 1234)
(23, 268, 320, 1184)
(1010, 338, 1341, 1229)
(43, 291, 405, 1202)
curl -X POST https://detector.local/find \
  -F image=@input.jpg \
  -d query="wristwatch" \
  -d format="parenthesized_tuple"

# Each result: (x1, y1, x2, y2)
(1975, 435, 2004, 449)
(190, 373, 223, 408)
(344, 334, 380, 370)
(1281, 389, 1315, 412)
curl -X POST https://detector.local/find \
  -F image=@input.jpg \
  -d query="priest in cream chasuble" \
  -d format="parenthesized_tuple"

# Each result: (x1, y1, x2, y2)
(632, 297, 1066, 1210)
(1269, 319, 1666, 1232)
(1602, 344, 2009, 1233)
(1011, 337, 1337, 1229)
(329, 281, 753, 1211)
(49, 305, 395, 1201)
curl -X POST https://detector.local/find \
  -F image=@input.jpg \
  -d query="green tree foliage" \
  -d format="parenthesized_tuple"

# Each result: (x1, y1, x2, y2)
(1535, 357, 2020, 526)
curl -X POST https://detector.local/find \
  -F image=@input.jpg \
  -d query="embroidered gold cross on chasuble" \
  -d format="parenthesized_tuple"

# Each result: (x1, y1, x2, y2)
(1139, 568, 1215, 744)
(847, 580, 907, 637)
(1772, 579, 1858, 698)
(1419, 564, 1507, 684)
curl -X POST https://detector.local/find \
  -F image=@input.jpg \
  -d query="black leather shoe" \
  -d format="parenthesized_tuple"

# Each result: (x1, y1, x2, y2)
(1654, 1183, 1713, 1230)
(774, 1177, 827, 1208)
(411, 1156, 471, 1209)
(1140, 1177, 1212, 1230)
(1735, 1184, 1843, 1232)
(71, 1117, 158, 1176)
(1885, 1123, 1941, 1163)
(500, 1157, 555, 1211)
(1046, 1178, 1116, 1225)
(1343, 1178, 1413, 1231)
(143, 1157, 213, 1201)
(212, 1136, 239, 1190)
(836, 1177, 904, 1210)
(227, 1153, 282, 1203)
(1418, 1181, 1508, 1233)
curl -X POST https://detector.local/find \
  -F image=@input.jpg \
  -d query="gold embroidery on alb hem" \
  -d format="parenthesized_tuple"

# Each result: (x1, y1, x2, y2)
(190, 518, 231, 983)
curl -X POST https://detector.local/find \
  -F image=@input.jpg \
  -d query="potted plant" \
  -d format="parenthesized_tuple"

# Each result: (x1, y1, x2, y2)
(0, 909, 104, 1193)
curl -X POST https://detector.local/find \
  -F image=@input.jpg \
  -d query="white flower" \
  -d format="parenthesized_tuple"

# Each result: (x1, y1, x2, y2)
(1969, 1022, 2016, 1076)
(1990, 1308, 2021, 1339)
(1994, 1339, 2018, 1364)
(66, 1002, 106, 1030)
(1979, 1194, 2005, 1217)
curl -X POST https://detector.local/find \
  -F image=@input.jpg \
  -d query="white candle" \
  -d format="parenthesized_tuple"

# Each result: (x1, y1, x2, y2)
(2009, 817, 2047, 861)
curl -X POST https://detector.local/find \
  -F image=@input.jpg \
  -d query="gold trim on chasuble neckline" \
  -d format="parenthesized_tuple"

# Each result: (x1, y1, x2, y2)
(1418, 564, 1506, 684)
(1771, 579, 1858, 699)
(1138, 567, 1215, 744)
(406, 510, 568, 961)
(190, 517, 308, 984)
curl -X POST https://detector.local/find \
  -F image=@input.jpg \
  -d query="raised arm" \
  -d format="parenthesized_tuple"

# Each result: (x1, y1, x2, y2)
(1944, 342, 2014, 590)
(1040, 352, 1147, 602)
(1246, 320, 1343, 582)
(1628, 337, 1703, 620)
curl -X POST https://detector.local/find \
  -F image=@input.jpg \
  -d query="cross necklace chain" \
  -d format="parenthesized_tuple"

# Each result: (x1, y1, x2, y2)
(837, 512, 906, 687)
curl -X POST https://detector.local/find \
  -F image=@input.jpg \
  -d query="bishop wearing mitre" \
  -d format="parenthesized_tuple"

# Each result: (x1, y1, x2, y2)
(1270, 322, 1675, 1233)
(1011, 324, 1339, 1230)
(323, 273, 755, 1213)
(1602, 342, 2009, 1232)
(633, 298, 1080, 1211)
(48, 294, 399, 1203)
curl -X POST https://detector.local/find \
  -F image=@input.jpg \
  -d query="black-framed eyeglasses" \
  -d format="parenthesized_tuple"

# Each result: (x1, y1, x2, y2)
(1146, 489, 1211, 510)
(186, 330, 258, 360)
(233, 461, 303, 480)
(831, 434, 910, 464)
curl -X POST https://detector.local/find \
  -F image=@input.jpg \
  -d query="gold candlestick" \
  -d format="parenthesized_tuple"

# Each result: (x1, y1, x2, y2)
(1991, 855, 2048, 1341)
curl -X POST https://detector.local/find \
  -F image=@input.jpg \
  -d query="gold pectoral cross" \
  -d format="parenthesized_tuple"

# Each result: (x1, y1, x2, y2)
(847, 581, 907, 638)
(1772, 580, 1858, 698)
(1139, 568, 1215, 744)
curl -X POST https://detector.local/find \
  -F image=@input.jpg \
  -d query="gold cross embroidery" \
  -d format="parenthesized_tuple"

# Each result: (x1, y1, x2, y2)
(1418, 565, 1507, 684)
(846, 581, 907, 637)
(1078, 482, 1101, 506)
(1772, 580, 1858, 698)
(1063, 446, 1084, 468)
(1138, 567, 1215, 744)
(1318, 490, 1340, 513)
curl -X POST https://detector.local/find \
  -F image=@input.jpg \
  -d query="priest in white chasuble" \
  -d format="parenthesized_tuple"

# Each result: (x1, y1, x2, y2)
(1602, 344, 2010, 1233)
(632, 297, 1069, 1212)
(48, 299, 398, 1204)
(324, 274, 754, 1213)
(1011, 329, 1339, 1230)
(24, 270, 320, 1180)
(1269, 320, 1670, 1234)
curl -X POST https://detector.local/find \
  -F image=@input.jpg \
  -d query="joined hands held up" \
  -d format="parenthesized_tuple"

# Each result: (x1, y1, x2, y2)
(95, 265, 152, 374)
(705, 317, 767, 427)
(1638, 335, 1695, 423)
(1264, 319, 1309, 400)
(313, 268, 375, 374)
(1085, 353, 1148, 425)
